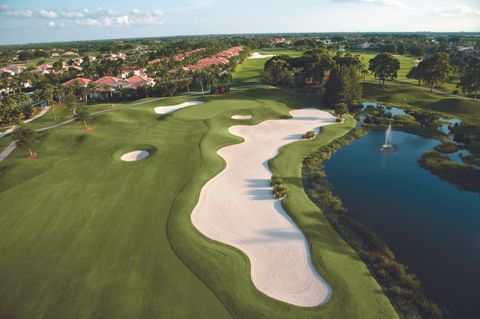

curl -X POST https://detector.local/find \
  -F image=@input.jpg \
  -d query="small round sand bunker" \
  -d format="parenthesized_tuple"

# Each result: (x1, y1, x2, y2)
(232, 115, 253, 120)
(120, 150, 150, 162)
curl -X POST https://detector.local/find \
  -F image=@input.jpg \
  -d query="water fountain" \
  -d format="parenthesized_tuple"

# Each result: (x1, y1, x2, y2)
(381, 123, 396, 151)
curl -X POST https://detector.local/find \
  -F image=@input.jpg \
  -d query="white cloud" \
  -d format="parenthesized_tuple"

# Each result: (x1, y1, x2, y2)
(38, 9, 58, 18)
(3, 6, 166, 27)
(61, 10, 86, 18)
(76, 11, 165, 27)
(430, 3, 480, 17)
(76, 18, 101, 26)
(6, 10, 34, 17)
(102, 15, 131, 26)
(48, 21, 64, 28)
(5, 8, 59, 18)
(0, 4, 9, 12)
(332, 0, 412, 10)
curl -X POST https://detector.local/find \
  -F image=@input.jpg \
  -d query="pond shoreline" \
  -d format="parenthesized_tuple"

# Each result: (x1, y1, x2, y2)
(302, 128, 446, 319)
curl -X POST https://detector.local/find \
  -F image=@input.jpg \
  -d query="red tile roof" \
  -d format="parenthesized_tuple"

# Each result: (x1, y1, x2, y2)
(174, 48, 206, 61)
(122, 75, 154, 89)
(187, 46, 245, 71)
(94, 76, 121, 88)
(62, 77, 91, 87)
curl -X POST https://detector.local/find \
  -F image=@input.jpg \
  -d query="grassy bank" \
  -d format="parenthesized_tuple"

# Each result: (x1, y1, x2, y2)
(419, 151, 480, 195)
(302, 129, 446, 319)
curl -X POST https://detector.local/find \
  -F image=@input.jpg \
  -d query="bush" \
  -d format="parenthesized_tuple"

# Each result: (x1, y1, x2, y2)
(319, 189, 347, 213)
(434, 142, 459, 154)
(271, 175, 288, 198)
(419, 151, 480, 194)
(272, 184, 288, 199)
(302, 131, 315, 139)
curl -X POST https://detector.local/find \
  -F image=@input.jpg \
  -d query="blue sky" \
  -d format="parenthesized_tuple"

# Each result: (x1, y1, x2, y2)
(0, 0, 479, 44)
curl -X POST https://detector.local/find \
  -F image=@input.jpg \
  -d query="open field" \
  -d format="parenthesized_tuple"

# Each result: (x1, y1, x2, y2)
(0, 51, 398, 318)
(352, 51, 463, 95)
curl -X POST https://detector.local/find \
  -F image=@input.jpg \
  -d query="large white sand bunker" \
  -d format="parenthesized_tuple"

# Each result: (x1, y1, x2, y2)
(191, 109, 337, 307)
(231, 115, 253, 120)
(248, 52, 275, 59)
(120, 150, 150, 162)
(154, 101, 203, 115)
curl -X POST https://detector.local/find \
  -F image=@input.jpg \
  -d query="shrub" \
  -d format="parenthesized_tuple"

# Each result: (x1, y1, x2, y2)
(302, 131, 315, 139)
(272, 184, 288, 199)
(434, 142, 459, 154)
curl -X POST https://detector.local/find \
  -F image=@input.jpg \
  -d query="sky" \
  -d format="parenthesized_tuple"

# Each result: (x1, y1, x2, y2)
(0, 0, 479, 44)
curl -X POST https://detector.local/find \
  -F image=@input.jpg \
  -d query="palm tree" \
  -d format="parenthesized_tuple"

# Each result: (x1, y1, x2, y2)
(140, 84, 150, 98)
(87, 82, 99, 102)
(194, 69, 208, 96)
(43, 84, 56, 121)
(74, 105, 90, 130)
(221, 69, 233, 89)
(102, 86, 113, 107)
(53, 85, 64, 105)
(12, 123, 36, 157)
(64, 92, 78, 115)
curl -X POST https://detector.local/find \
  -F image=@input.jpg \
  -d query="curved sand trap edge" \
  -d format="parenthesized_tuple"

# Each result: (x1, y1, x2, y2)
(248, 52, 275, 59)
(154, 101, 204, 115)
(231, 115, 253, 120)
(191, 109, 337, 307)
(120, 150, 150, 162)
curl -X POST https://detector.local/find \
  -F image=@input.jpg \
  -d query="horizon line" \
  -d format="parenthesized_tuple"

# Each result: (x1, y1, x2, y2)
(1, 30, 480, 47)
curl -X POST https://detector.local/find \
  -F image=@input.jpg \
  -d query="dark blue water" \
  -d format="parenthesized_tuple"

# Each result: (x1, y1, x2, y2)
(324, 130, 480, 319)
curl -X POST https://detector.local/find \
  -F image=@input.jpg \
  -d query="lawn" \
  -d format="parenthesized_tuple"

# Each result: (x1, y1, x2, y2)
(363, 83, 480, 125)
(351, 50, 463, 95)
(232, 48, 302, 86)
(0, 52, 398, 319)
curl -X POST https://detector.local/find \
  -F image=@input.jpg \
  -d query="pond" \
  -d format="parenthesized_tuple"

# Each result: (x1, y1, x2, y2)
(324, 130, 480, 319)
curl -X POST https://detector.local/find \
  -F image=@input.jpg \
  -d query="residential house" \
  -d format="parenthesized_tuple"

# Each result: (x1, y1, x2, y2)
(62, 77, 92, 87)
(94, 76, 122, 91)
(121, 75, 155, 89)
(120, 66, 145, 79)
(3, 65, 25, 75)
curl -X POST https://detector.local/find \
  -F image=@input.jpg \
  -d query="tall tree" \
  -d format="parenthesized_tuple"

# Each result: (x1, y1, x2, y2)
(458, 58, 480, 100)
(416, 52, 450, 92)
(74, 105, 90, 130)
(262, 58, 294, 87)
(324, 65, 362, 108)
(12, 123, 36, 157)
(368, 53, 400, 89)
(64, 92, 78, 115)
(407, 66, 422, 86)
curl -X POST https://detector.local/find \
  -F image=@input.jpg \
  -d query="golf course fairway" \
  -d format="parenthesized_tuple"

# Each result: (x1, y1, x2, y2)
(0, 54, 398, 319)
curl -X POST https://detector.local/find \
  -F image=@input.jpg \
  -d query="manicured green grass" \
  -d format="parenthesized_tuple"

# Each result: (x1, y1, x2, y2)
(0, 86, 398, 319)
(352, 51, 463, 95)
(363, 83, 480, 125)
(0, 49, 401, 319)
(233, 48, 302, 86)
